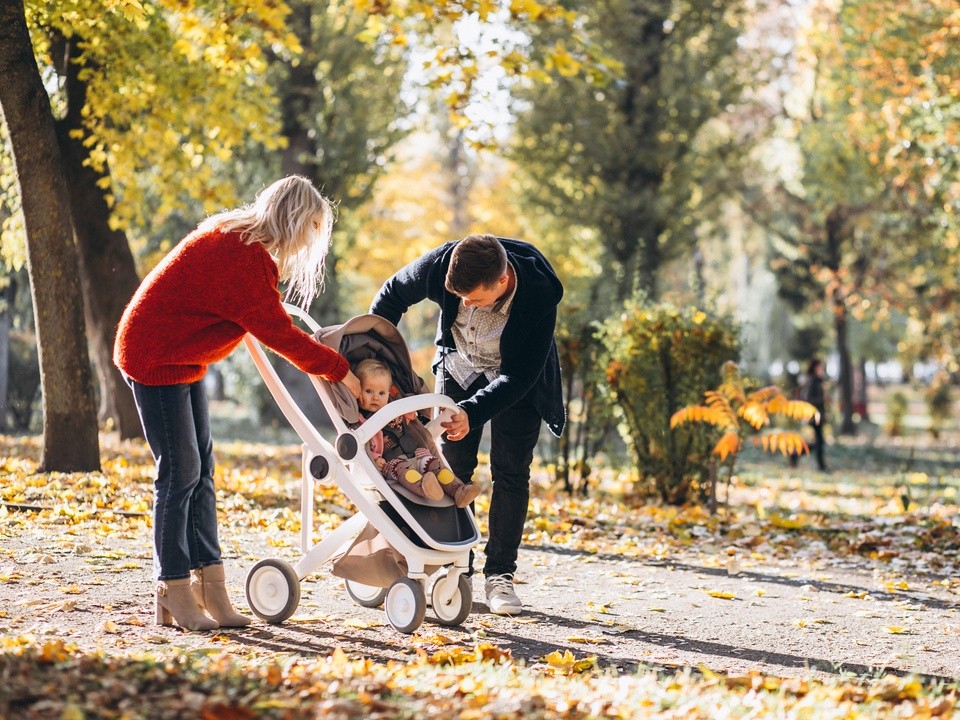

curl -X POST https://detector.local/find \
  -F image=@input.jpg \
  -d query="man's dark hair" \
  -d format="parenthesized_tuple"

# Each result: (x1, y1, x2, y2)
(445, 234, 507, 295)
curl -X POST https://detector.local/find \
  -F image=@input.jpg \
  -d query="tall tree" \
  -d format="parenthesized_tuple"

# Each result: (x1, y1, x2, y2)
(750, 0, 951, 434)
(271, 0, 410, 324)
(748, 128, 884, 435)
(10, 0, 299, 439)
(511, 0, 752, 301)
(50, 32, 142, 439)
(840, 0, 960, 361)
(0, 0, 99, 471)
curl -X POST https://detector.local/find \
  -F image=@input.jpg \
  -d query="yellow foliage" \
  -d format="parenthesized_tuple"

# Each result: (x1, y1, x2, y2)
(542, 649, 597, 675)
(670, 405, 731, 430)
(713, 432, 740, 462)
(755, 432, 809, 457)
(737, 403, 769, 430)
(22, 0, 294, 234)
(766, 395, 819, 422)
(510, 0, 545, 19)
(671, 364, 817, 465)
(547, 44, 581, 77)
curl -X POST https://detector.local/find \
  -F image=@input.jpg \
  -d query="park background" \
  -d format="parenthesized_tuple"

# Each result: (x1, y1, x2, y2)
(1, 0, 959, 717)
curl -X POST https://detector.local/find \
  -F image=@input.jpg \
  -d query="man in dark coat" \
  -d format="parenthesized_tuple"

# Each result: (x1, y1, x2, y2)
(370, 234, 564, 614)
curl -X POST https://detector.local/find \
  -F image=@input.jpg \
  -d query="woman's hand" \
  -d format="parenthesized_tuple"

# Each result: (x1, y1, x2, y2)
(341, 370, 361, 399)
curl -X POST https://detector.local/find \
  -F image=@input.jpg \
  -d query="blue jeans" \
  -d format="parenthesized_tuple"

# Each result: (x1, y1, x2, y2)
(126, 378, 221, 581)
(440, 373, 542, 577)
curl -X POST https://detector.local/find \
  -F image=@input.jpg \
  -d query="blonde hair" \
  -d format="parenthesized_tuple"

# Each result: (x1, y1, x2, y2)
(198, 175, 335, 309)
(354, 358, 392, 385)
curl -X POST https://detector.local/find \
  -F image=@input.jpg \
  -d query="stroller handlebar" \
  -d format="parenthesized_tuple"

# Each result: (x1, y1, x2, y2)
(348, 394, 460, 448)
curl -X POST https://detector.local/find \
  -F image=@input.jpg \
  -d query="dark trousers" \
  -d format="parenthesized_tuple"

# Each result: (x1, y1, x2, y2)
(810, 420, 826, 470)
(789, 419, 827, 471)
(439, 373, 542, 577)
(126, 377, 221, 580)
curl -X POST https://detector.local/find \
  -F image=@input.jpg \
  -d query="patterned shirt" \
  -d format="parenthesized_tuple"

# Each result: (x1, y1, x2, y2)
(444, 263, 517, 389)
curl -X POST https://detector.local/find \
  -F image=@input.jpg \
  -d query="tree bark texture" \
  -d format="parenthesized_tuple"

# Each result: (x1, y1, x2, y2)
(825, 208, 857, 435)
(54, 35, 143, 440)
(0, 0, 100, 471)
(0, 279, 10, 431)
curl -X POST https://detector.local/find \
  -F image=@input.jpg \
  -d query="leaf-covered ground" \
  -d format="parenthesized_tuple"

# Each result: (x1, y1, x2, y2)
(1, 428, 959, 718)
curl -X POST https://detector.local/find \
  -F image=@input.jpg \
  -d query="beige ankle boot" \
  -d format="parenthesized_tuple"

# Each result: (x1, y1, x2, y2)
(156, 578, 218, 631)
(191, 564, 251, 627)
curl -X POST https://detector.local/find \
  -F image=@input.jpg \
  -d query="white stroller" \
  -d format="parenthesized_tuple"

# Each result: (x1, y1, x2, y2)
(241, 305, 479, 633)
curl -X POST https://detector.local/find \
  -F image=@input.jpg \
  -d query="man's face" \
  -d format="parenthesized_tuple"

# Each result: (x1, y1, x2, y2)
(359, 373, 391, 412)
(458, 273, 509, 308)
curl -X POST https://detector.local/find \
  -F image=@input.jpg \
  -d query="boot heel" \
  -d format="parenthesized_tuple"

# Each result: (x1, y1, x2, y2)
(155, 594, 172, 626)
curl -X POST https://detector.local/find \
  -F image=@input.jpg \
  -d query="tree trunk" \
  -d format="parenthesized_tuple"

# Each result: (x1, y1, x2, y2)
(0, 277, 10, 431)
(856, 357, 870, 423)
(825, 208, 856, 435)
(832, 289, 856, 434)
(444, 128, 470, 237)
(0, 0, 100, 471)
(264, 3, 342, 429)
(54, 34, 142, 440)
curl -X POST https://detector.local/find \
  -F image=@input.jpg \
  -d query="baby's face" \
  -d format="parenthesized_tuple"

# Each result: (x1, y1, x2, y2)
(359, 373, 391, 412)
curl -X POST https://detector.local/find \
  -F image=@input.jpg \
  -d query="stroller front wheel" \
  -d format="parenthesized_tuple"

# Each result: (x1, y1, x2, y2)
(344, 579, 388, 608)
(384, 578, 426, 634)
(246, 558, 301, 624)
(431, 573, 472, 626)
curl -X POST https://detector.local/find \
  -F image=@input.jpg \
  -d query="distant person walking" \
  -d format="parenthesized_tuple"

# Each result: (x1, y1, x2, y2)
(790, 358, 828, 471)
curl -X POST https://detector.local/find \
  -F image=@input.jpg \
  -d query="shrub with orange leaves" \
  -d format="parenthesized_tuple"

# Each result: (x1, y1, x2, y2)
(671, 361, 819, 477)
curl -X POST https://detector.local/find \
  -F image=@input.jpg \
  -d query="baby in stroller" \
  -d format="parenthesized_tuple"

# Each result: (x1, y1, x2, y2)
(354, 358, 481, 508)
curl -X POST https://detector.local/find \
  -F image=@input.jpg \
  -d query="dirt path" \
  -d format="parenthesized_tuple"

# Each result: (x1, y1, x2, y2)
(2, 516, 958, 683)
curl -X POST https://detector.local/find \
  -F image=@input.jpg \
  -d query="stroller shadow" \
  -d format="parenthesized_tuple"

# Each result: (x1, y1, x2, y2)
(226, 622, 418, 665)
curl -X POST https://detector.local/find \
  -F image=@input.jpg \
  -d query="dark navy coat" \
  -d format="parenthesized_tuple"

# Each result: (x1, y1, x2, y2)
(370, 238, 565, 437)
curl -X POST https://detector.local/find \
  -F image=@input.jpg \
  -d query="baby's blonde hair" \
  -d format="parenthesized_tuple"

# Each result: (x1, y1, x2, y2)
(354, 358, 392, 385)
(198, 175, 335, 309)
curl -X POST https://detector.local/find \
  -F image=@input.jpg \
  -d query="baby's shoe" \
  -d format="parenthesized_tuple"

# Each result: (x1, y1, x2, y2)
(404, 468, 443, 501)
(453, 482, 481, 508)
(435, 467, 479, 508)
(418, 471, 444, 501)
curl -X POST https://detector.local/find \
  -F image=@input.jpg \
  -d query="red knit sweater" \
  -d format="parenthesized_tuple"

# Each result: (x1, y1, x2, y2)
(113, 229, 348, 386)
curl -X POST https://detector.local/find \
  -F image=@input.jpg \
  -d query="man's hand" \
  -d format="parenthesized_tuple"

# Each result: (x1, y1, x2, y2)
(341, 370, 361, 400)
(442, 410, 470, 441)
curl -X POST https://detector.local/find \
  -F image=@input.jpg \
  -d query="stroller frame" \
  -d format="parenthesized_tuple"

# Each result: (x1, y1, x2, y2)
(242, 304, 479, 633)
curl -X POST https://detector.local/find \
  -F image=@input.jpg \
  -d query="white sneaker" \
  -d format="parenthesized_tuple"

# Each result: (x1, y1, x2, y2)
(484, 573, 522, 615)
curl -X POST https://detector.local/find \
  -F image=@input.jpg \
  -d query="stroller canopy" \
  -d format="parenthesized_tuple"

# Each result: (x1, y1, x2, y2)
(314, 314, 429, 425)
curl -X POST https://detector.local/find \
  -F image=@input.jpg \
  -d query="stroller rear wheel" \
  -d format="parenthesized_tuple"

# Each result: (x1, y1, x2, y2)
(344, 579, 388, 608)
(245, 558, 300, 624)
(431, 573, 472, 626)
(384, 578, 426, 633)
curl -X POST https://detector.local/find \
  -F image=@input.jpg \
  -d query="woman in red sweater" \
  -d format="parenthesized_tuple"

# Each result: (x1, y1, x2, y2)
(114, 175, 360, 631)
